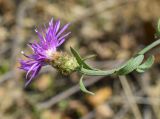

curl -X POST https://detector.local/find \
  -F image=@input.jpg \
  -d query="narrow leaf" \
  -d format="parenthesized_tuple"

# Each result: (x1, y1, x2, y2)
(116, 55, 144, 75)
(136, 68, 145, 73)
(157, 18, 160, 35)
(82, 54, 96, 61)
(79, 75, 95, 95)
(70, 47, 82, 65)
(138, 55, 154, 70)
(70, 47, 94, 70)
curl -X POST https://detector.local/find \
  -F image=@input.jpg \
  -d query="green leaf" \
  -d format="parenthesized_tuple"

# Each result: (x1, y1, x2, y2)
(82, 54, 96, 61)
(116, 55, 144, 75)
(80, 66, 115, 76)
(79, 75, 95, 95)
(157, 18, 160, 35)
(70, 47, 94, 70)
(136, 68, 145, 73)
(70, 47, 82, 65)
(137, 55, 154, 70)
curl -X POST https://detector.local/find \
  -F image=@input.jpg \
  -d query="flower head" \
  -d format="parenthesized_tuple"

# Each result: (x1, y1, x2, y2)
(19, 18, 71, 87)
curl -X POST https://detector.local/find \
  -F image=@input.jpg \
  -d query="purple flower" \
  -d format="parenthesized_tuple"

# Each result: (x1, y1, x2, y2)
(19, 18, 71, 87)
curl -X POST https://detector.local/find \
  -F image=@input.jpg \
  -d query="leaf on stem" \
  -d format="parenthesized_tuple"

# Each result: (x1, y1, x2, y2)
(79, 75, 95, 95)
(116, 55, 144, 75)
(136, 55, 154, 73)
(70, 47, 94, 70)
(157, 18, 160, 36)
(82, 54, 96, 61)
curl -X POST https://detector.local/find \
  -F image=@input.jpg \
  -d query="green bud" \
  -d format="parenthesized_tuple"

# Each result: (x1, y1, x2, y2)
(50, 52, 79, 75)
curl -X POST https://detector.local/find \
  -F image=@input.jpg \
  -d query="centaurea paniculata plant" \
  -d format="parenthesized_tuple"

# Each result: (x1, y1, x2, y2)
(20, 18, 160, 95)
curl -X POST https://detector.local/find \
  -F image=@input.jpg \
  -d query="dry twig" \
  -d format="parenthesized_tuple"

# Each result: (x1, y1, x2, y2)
(119, 76, 143, 119)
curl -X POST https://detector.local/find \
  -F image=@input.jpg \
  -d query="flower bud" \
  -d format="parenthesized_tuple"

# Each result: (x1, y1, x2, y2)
(50, 52, 79, 75)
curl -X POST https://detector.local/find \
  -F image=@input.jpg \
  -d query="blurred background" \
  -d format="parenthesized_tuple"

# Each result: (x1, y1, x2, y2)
(0, 0, 160, 119)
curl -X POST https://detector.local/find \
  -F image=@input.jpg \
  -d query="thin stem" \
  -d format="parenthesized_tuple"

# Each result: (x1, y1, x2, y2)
(80, 67, 115, 76)
(138, 39, 160, 55)
(77, 39, 160, 76)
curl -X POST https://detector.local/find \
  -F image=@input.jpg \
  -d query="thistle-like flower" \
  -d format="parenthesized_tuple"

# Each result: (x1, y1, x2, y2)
(19, 18, 78, 87)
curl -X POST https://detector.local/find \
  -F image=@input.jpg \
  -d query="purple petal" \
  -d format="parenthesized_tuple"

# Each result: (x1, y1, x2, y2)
(58, 32, 71, 41)
(58, 38, 65, 46)
(49, 18, 54, 26)
(25, 63, 42, 87)
(56, 23, 70, 38)
(54, 20, 60, 34)
(26, 62, 38, 79)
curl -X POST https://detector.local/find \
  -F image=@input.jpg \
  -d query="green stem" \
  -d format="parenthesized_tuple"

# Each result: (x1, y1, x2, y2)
(80, 67, 115, 76)
(79, 39, 160, 76)
(138, 39, 160, 55)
